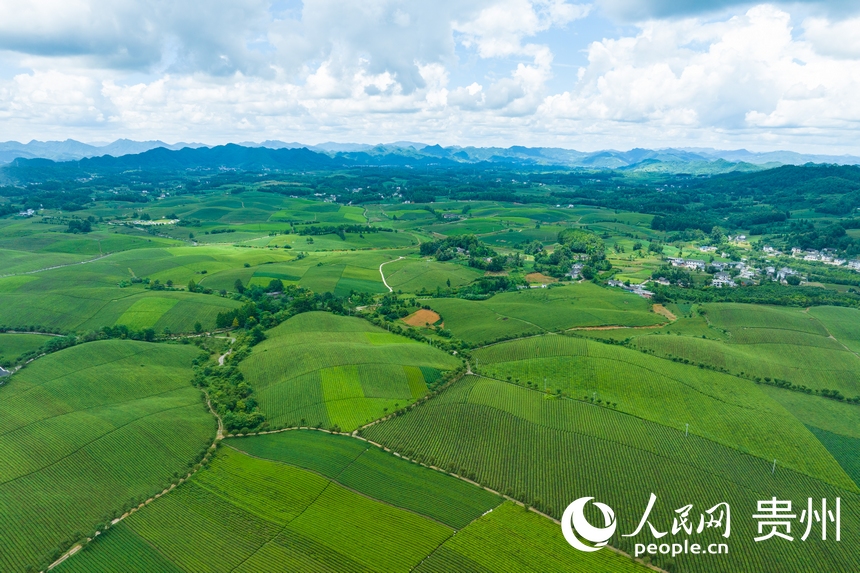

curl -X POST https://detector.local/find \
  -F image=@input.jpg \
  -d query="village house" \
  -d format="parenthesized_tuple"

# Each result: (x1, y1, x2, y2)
(712, 272, 736, 288)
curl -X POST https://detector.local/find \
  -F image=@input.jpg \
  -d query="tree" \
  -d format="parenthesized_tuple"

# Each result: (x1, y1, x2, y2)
(231, 317, 240, 328)
(234, 279, 245, 294)
(786, 274, 801, 286)
(187, 279, 197, 293)
(194, 322, 203, 333)
(446, 278, 451, 288)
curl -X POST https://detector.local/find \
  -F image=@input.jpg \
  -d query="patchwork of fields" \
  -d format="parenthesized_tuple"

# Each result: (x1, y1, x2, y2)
(363, 375, 860, 573)
(57, 431, 649, 573)
(3, 190, 860, 573)
(240, 312, 460, 430)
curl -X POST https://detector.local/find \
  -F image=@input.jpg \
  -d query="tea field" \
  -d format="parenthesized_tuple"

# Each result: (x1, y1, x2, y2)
(56, 433, 649, 573)
(240, 312, 460, 430)
(0, 340, 214, 573)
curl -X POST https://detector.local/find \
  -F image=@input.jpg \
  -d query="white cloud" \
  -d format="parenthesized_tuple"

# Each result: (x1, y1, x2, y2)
(1, 1, 860, 152)
(540, 5, 860, 149)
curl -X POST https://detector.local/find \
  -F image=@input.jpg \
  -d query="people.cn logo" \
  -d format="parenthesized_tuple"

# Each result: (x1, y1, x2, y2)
(561, 497, 617, 552)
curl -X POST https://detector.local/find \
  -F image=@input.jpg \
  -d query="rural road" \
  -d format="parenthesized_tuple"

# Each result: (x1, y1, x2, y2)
(0, 252, 114, 278)
(378, 256, 404, 292)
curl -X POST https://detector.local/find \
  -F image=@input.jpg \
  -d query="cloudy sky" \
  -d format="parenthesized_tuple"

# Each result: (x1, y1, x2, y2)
(1, 0, 860, 152)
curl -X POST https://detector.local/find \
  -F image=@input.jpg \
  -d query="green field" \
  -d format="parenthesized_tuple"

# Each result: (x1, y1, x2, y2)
(428, 283, 665, 345)
(616, 303, 860, 397)
(416, 502, 648, 573)
(0, 332, 52, 365)
(808, 305, 860, 354)
(382, 256, 484, 291)
(240, 312, 461, 430)
(5, 184, 860, 573)
(0, 340, 214, 572)
(363, 375, 860, 573)
(201, 249, 408, 296)
(472, 335, 854, 487)
(57, 431, 650, 573)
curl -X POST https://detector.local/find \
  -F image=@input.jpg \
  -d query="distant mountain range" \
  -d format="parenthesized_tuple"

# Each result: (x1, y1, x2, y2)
(0, 139, 207, 164)
(1, 139, 859, 175)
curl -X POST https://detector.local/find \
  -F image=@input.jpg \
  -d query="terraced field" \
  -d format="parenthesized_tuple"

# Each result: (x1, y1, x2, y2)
(472, 335, 854, 487)
(240, 312, 460, 430)
(0, 340, 214, 573)
(57, 432, 650, 573)
(428, 283, 666, 345)
(363, 375, 860, 573)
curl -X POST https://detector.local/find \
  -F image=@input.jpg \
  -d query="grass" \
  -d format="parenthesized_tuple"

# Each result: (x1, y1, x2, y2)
(416, 502, 648, 573)
(428, 283, 664, 345)
(704, 303, 829, 336)
(632, 330, 860, 396)
(59, 446, 452, 573)
(240, 312, 460, 430)
(808, 305, 860, 354)
(475, 336, 853, 489)
(0, 340, 214, 573)
(228, 431, 502, 529)
(0, 333, 52, 365)
(606, 303, 860, 398)
(382, 257, 484, 292)
(59, 432, 651, 573)
(363, 375, 860, 573)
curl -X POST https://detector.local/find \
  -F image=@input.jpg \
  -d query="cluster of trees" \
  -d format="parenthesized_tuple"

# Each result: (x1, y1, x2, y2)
(297, 224, 391, 237)
(419, 234, 510, 271)
(533, 229, 610, 278)
(651, 282, 860, 308)
(192, 363, 265, 433)
(780, 220, 860, 256)
(65, 218, 92, 233)
(651, 265, 694, 287)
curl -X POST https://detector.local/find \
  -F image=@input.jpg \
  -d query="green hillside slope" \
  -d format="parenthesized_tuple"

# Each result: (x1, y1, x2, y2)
(0, 340, 214, 573)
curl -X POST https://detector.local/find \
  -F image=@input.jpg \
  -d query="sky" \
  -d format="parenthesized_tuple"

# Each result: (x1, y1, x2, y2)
(1, 0, 860, 153)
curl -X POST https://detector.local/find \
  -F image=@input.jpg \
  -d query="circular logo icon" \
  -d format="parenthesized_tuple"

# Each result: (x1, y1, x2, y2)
(561, 497, 617, 552)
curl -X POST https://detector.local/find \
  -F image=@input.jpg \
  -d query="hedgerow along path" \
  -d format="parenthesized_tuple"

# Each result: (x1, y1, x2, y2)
(362, 374, 860, 573)
(54, 429, 656, 573)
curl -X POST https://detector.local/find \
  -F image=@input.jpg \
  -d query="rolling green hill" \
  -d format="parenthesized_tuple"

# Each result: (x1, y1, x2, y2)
(428, 283, 665, 345)
(472, 334, 854, 488)
(240, 312, 461, 431)
(0, 340, 214, 573)
(363, 375, 860, 573)
(56, 431, 650, 573)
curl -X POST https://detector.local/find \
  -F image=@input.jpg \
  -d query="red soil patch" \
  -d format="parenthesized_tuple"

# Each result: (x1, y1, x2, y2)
(402, 309, 442, 328)
(525, 272, 558, 284)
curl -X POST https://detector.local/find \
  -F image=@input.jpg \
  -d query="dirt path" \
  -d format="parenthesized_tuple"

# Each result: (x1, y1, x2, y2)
(378, 256, 405, 292)
(652, 304, 677, 321)
(0, 252, 114, 278)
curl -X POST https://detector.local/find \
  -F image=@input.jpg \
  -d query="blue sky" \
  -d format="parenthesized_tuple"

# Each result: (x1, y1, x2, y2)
(1, 0, 859, 153)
